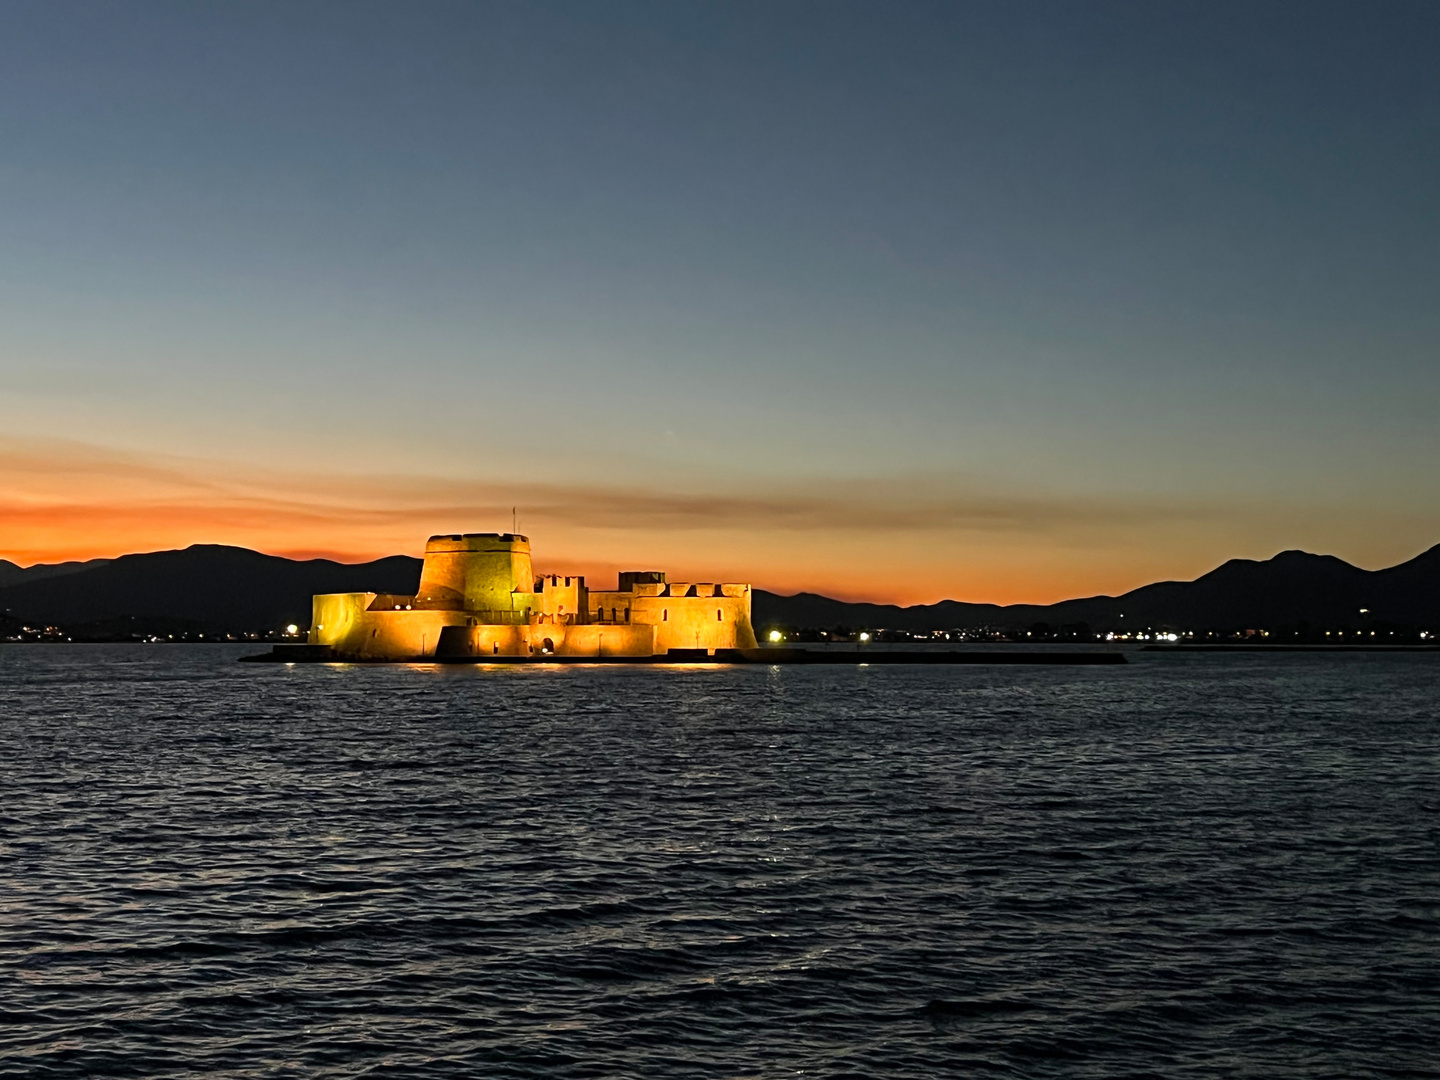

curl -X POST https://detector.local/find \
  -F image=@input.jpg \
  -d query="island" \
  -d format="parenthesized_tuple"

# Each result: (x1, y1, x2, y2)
(242, 532, 1122, 665)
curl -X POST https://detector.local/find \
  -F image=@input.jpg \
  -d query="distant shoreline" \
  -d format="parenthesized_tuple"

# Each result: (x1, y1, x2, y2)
(240, 644, 1128, 666)
(1142, 643, 1440, 653)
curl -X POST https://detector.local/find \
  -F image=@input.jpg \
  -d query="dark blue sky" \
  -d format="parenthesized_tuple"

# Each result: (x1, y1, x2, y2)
(2, 1, 1437, 598)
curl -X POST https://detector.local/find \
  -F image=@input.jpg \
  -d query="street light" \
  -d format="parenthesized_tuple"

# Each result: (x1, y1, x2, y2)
(768, 629, 783, 644)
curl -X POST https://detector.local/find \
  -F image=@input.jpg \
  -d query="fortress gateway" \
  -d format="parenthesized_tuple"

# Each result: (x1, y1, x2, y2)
(308, 532, 758, 660)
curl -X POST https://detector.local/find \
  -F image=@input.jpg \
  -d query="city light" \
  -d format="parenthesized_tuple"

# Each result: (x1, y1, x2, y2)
(769, 629, 783, 643)
(859, 632, 871, 643)
(285, 624, 299, 635)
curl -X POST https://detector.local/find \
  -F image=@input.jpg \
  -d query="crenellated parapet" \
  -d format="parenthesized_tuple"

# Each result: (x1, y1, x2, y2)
(534, 573, 588, 626)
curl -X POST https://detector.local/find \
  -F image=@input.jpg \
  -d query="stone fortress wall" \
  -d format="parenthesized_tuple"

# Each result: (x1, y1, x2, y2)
(308, 532, 757, 660)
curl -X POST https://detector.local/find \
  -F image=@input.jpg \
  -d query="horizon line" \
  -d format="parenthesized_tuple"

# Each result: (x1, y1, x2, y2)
(4, 538, 1435, 612)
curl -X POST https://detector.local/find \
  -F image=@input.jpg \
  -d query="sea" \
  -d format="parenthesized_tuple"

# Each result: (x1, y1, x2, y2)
(2, 645, 1437, 1079)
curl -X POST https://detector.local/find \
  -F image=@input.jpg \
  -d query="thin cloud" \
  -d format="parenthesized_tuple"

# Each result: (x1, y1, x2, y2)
(0, 436, 1211, 543)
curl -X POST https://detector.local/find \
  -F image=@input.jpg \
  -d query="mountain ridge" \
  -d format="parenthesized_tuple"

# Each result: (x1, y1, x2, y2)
(1, 543, 1437, 637)
(754, 544, 1440, 632)
(0, 545, 423, 634)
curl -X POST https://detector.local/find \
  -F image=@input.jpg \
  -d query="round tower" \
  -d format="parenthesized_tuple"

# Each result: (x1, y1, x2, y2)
(417, 533, 534, 615)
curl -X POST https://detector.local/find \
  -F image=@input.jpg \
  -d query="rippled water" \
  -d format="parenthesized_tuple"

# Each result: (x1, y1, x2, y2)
(2, 646, 1437, 1078)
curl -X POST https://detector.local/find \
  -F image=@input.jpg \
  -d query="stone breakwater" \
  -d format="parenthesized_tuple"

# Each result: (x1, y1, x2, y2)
(243, 644, 1128, 665)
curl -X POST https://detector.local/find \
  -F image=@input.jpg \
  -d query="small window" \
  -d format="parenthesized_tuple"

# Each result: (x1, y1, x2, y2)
(663, 609, 668, 621)
(717, 609, 723, 620)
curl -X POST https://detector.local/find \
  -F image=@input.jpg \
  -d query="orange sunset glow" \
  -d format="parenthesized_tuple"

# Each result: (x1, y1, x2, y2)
(4, 436, 1434, 606)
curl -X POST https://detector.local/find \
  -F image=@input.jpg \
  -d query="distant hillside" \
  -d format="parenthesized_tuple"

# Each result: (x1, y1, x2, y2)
(754, 545, 1440, 633)
(0, 546, 421, 634)
(0, 557, 112, 588)
(2, 542, 1437, 637)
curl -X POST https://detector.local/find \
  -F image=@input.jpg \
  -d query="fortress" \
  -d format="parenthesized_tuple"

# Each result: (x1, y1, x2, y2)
(308, 532, 758, 660)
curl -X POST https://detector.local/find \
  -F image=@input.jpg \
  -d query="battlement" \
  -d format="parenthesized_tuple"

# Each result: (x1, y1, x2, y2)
(428, 532, 528, 548)
(660, 582, 750, 598)
(617, 571, 666, 591)
(535, 572, 587, 625)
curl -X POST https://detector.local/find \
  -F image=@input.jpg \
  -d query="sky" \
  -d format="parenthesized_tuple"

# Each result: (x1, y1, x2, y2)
(2, 0, 1437, 603)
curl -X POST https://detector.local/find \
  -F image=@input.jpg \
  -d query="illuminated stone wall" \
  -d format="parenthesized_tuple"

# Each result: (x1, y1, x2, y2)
(435, 621, 656, 658)
(309, 594, 466, 658)
(309, 592, 375, 653)
(646, 588, 756, 652)
(589, 582, 757, 652)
